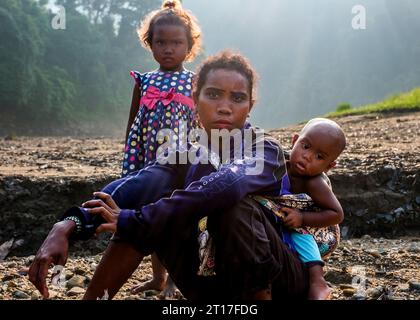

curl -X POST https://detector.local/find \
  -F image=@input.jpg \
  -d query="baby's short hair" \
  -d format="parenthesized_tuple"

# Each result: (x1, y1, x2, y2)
(301, 118, 346, 155)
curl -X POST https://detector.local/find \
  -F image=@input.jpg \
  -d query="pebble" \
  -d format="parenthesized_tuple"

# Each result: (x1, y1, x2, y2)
(74, 267, 86, 276)
(144, 290, 159, 297)
(366, 249, 382, 258)
(342, 247, 352, 254)
(398, 283, 410, 292)
(31, 291, 40, 300)
(408, 281, 420, 291)
(2, 274, 16, 281)
(13, 290, 29, 299)
(375, 269, 387, 276)
(339, 284, 356, 290)
(351, 293, 366, 300)
(66, 275, 86, 289)
(66, 287, 85, 297)
(342, 288, 357, 296)
(407, 243, 420, 253)
(25, 256, 35, 266)
(366, 286, 384, 299)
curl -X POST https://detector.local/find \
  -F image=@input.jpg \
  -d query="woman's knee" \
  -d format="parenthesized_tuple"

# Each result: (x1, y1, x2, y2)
(215, 197, 264, 237)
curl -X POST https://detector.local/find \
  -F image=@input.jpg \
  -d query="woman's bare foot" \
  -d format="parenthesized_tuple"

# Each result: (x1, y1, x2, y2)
(131, 277, 166, 294)
(308, 281, 332, 300)
(307, 264, 332, 300)
(132, 254, 169, 295)
(158, 277, 178, 300)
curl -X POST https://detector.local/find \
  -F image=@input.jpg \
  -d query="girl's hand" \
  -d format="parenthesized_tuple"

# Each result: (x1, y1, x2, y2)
(82, 192, 121, 234)
(281, 207, 303, 228)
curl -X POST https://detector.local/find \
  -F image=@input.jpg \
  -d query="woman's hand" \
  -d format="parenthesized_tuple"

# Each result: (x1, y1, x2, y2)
(281, 207, 303, 228)
(28, 220, 74, 298)
(82, 192, 121, 234)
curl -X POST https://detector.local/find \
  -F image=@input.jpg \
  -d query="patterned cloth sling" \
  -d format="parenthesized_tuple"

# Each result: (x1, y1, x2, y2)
(197, 178, 341, 277)
(252, 192, 340, 259)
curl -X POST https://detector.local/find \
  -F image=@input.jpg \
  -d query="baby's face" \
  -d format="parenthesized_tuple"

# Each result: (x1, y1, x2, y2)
(289, 127, 342, 177)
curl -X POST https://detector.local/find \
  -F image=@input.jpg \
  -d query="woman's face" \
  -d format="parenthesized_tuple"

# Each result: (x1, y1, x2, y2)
(195, 69, 253, 137)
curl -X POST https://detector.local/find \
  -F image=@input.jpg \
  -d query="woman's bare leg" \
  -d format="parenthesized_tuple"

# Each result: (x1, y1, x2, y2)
(83, 240, 143, 300)
(131, 253, 167, 293)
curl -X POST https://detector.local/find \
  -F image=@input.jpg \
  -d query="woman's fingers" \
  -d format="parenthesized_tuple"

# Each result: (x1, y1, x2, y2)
(83, 199, 114, 214)
(87, 206, 115, 223)
(29, 255, 52, 299)
(95, 223, 117, 235)
(93, 192, 119, 210)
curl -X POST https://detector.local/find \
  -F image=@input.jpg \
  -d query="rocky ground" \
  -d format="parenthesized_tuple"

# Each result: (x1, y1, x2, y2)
(0, 237, 419, 300)
(0, 111, 419, 300)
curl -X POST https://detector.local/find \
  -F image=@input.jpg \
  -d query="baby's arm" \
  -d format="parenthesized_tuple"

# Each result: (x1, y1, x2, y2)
(300, 176, 344, 227)
(125, 83, 141, 142)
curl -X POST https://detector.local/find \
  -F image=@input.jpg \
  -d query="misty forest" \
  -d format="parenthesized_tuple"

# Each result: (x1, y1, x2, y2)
(1, 0, 419, 135)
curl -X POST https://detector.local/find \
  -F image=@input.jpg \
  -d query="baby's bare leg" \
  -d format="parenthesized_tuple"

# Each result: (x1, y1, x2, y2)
(83, 240, 143, 300)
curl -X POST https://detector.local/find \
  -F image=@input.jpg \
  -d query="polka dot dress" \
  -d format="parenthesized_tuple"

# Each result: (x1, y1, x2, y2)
(122, 69, 199, 177)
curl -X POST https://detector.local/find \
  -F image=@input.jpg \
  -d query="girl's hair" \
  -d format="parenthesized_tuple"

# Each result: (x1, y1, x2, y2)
(138, 0, 202, 61)
(194, 50, 258, 103)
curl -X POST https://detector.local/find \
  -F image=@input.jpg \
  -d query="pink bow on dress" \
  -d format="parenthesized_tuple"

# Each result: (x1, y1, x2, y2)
(140, 85, 194, 111)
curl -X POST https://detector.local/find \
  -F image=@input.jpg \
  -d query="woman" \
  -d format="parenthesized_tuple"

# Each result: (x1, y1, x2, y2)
(29, 51, 309, 300)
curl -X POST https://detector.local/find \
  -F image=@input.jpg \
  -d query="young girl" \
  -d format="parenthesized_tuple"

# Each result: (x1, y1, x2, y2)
(122, 0, 201, 297)
(123, 0, 201, 176)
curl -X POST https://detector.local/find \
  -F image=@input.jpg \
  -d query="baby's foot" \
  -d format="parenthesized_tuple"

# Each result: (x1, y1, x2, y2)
(308, 282, 332, 300)
(131, 278, 166, 294)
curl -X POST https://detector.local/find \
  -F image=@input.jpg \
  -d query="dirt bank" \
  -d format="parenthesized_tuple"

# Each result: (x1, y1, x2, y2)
(0, 111, 418, 300)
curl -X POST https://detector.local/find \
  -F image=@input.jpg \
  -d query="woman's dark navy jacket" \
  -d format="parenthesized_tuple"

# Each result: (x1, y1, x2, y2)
(62, 122, 286, 255)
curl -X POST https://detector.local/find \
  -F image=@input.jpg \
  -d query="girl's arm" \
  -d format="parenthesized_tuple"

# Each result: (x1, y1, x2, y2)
(283, 176, 344, 228)
(125, 83, 141, 142)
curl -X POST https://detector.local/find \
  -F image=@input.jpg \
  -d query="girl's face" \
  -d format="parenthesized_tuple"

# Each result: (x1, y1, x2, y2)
(195, 69, 253, 136)
(151, 24, 189, 72)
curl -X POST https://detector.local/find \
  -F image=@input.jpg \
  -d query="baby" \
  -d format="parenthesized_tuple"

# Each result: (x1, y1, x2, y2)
(279, 118, 346, 300)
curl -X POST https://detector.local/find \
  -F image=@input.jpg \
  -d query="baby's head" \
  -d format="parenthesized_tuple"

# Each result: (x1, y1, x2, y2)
(138, 0, 202, 69)
(289, 118, 346, 177)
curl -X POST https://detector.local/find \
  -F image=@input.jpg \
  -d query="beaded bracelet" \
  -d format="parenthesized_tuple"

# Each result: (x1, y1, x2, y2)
(63, 216, 82, 234)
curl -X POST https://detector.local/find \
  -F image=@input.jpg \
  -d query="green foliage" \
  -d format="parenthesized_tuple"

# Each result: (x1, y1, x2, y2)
(335, 103, 351, 112)
(327, 87, 420, 117)
(0, 0, 157, 135)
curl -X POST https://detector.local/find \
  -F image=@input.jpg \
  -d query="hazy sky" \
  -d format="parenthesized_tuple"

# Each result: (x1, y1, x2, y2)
(183, 0, 420, 128)
(43, 0, 420, 129)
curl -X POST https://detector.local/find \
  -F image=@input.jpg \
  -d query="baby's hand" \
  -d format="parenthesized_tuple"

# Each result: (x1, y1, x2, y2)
(281, 207, 303, 228)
